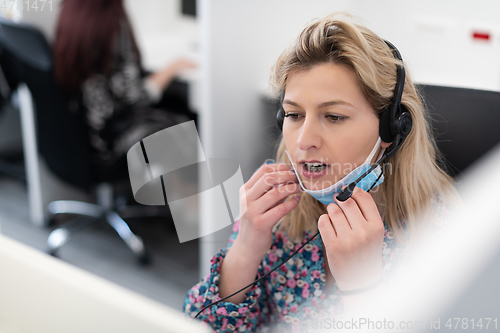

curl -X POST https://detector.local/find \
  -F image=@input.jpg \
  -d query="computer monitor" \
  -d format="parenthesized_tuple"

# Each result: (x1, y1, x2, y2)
(0, 233, 209, 333)
(181, 0, 196, 17)
(418, 84, 500, 178)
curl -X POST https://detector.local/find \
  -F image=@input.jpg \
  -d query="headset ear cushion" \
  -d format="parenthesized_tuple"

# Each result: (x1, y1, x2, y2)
(276, 91, 286, 132)
(396, 105, 412, 137)
(379, 106, 394, 143)
(276, 107, 285, 131)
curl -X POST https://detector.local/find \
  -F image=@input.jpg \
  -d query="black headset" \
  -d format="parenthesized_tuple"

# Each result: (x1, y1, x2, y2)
(377, 40, 412, 157)
(276, 40, 412, 201)
(194, 40, 413, 320)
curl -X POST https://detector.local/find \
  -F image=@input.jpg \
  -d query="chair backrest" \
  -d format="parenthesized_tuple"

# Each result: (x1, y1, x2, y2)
(0, 17, 90, 190)
(418, 84, 500, 178)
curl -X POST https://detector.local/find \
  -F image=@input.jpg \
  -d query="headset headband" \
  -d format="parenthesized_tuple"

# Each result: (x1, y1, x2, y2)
(379, 40, 407, 144)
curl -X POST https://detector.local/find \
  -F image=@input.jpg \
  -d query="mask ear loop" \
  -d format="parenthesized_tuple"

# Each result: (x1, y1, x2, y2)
(284, 150, 307, 192)
(367, 145, 386, 192)
(364, 137, 383, 165)
(367, 161, 386, 192)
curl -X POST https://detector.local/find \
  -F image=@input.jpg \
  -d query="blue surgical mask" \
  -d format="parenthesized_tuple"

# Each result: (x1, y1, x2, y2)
(285, 138, 384, 205)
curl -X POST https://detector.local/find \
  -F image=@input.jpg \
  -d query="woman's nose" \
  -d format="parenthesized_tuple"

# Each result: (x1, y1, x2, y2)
(296, 117, 322, 150)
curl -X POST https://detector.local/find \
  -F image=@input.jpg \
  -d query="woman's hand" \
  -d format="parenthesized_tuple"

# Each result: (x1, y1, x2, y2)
(168, 58, 197, 75)
(318, 186, 385, 292)
(235, 163, 301, 261)
(219, 163, 301, 303)
(148, 58, 197, 91)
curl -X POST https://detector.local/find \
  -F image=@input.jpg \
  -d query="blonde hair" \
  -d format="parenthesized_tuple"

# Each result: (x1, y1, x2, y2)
(270, 13, 456, 244)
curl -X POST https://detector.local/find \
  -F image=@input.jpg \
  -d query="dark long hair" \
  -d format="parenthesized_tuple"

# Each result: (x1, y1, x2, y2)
(53, 0, 141, 93)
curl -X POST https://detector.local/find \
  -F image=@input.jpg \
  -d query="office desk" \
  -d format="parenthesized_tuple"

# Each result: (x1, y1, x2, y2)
(0, 233, 209, 333)
(139, 32, 200, 111)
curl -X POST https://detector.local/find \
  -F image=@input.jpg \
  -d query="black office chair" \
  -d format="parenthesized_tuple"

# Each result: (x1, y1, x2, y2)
(0, 46, 26, 182)
(418, 84, 500, 179)
(0, 18, 155, 264)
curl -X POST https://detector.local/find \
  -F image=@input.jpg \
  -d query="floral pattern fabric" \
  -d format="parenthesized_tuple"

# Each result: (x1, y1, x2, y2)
(183, 196, 450, 332)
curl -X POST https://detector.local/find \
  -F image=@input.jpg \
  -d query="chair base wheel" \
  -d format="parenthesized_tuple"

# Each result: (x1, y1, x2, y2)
(45, 215, 56, 227)
(137, 248, 152, 266)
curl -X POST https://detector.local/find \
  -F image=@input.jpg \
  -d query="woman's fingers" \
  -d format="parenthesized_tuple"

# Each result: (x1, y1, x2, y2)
(326, 202, 351, 236)
(246, 169, 299, 202)
(261, 194, 301, 227)
(239, 164, 300, 235)
(245, 163, 293, 190)
(333, 192, 366, 230)
(349, 186, 381, 222)
(318, 213, 337, 239)
(256, 182, 301, 214)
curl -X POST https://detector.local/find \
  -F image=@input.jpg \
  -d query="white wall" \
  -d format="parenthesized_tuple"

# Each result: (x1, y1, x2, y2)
(2, 0, 198, 67)
(198, 0, 500, 276)
(9, 0, 63, 40)
(125, 0, 198, 70)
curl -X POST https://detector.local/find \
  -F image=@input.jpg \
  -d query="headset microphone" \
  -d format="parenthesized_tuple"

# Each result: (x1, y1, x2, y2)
(335, 134, 402, 201)
(335, 155, 387, 202)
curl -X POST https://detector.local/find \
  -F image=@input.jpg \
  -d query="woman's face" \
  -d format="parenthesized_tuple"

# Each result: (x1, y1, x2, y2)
(283, 63, 390, 191)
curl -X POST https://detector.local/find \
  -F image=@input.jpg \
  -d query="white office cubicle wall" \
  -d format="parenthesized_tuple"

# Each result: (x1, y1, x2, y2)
(197, 0, 500, 277)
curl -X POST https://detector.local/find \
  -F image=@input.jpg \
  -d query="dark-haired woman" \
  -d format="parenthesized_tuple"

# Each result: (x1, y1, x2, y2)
(53, 0, 196, 171)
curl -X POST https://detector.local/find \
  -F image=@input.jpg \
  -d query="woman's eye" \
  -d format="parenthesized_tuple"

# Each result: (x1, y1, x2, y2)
(327, 115, 346, 123)
(284, 113, 301, 120)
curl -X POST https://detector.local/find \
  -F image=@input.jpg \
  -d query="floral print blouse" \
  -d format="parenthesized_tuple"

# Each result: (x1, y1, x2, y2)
(183, 198, 450, 332)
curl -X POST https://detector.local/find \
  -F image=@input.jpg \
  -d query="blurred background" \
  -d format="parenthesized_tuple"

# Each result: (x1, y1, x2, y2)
(0, 0, 499, 320)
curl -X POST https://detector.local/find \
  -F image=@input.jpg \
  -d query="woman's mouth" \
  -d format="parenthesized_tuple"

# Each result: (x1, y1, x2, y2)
(300, 162, 329, 178)
(304, 162, 327, 172)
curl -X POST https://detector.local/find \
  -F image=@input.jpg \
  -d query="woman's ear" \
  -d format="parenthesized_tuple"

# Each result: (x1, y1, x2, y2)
(381, 141, 392, 149)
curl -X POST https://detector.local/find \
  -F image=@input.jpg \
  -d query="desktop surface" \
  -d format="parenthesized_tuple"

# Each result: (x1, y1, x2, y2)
(0, 234, 208, 333)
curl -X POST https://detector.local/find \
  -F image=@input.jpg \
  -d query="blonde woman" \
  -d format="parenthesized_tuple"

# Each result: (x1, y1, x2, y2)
(184, 13, 456, 332)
